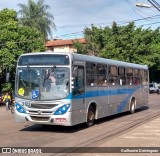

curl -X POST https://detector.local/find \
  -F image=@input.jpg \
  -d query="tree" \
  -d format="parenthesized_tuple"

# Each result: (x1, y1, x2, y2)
(0, 9, 45, 92)
(74, 22, 160, 82)
(18, 0, 56, 40)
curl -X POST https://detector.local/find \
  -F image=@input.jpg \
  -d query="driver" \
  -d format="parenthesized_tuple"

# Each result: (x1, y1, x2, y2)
(49, 74, 56, 83)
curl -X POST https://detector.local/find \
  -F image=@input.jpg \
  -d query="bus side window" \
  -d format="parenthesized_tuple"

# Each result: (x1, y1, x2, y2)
(127, 77, 133, 85)
(97, 64, 108, 86)
(133, 69, 142, 85)
(86, 62, 97, 87)
(109, 76, 117, 86)
(143, 70, 148, 85)
(73, 66, 85, 95)
(118, 67, 126, 85)
(127, 68, 133, 85)
(133, 77, 141, 85)
(108, 66, 117, 86)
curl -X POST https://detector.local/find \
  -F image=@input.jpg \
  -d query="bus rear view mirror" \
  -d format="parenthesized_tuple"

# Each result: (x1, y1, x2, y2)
(73, 67, 78, 77)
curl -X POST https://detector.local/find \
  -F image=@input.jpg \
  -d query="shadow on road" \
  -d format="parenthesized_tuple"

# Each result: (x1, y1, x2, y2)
(96, 105, 149, 124)
(20, 106, 149, 133)
(20, 122, 87, 133)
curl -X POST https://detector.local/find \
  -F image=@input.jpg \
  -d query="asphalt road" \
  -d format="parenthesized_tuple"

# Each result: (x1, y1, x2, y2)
(0, 94, 160, 155)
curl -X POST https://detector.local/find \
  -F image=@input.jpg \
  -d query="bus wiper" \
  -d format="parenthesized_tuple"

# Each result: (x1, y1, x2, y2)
(20, 78, 27, 89)
(43, 66, 56, 86)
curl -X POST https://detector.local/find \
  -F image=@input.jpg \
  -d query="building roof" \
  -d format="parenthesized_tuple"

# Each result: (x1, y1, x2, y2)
(45, 38, 86, 47)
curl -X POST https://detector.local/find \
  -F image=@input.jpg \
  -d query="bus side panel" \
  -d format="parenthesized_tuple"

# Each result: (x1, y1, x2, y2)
(108, 86, 119, 111)
(71, 96, 86, 126)
(85, 87, 112, 120)
(140, 85, 149, 106)
(133, 85, 141, 108)
(70, 85, 149, 125)
(109, 95, 129, 114)
(134, 85, 148, 108)
(108, 86, 129, 115)
(93, 87, 110, 119)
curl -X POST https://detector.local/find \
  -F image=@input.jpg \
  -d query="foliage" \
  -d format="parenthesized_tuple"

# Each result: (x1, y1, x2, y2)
(0, 9, 45, 92)
(73, 42, 87, 54)
(1, 83, 13, 93)
(74, 22, 160, 82)
(18, 0, 56, 40)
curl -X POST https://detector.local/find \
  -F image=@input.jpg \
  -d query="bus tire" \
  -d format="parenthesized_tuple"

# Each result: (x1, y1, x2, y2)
(130, 98, 136, 114)
(86, 106, 95, 127)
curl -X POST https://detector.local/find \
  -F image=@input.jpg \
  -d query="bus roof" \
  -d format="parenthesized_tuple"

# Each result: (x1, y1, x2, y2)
(72, 53, 148, 70)
(19, 51, 148, 70)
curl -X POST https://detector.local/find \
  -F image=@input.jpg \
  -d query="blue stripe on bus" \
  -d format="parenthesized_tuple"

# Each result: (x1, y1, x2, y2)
(117, 87, 140, 113)
(71, 87, 139, 99)
(66, 86, 140, 113)
(117, 93, 134, 113)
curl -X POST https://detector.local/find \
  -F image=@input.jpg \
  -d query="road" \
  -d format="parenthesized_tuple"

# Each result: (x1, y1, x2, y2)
(0, 94, 160, 155)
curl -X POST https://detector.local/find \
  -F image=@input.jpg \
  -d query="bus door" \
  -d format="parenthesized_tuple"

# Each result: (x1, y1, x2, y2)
(72, 64, 86, 124)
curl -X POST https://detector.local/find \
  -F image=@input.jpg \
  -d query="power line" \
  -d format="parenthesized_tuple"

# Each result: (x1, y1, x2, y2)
(152, 0, 160, 8)
(0, 19, 159, 42)
(147, 0, 160, 11)
(56, 14, 160, 30)
(124, 0, 146, 18)
(56, 21, 160, 39)
(121, 15, 160, 24)
(1, 13, 160, 40)
(137, 21, 160, 26)
(125, 0, 152, 16)
(56, 32, 84, 39)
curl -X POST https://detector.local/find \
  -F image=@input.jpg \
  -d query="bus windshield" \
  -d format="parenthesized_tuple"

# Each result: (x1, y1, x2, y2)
(16, 67, 70, 100)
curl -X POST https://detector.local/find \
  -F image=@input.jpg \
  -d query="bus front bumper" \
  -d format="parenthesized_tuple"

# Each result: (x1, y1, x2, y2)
(14, 110, 72, 126)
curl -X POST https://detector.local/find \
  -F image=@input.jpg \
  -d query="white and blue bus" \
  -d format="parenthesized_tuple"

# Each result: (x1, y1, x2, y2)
(14, 52, 149, 127)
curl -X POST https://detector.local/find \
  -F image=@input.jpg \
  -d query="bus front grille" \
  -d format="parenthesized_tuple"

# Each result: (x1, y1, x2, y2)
(28, 110, 53, 114)
(30, 104, 57, 109)
(30, 116, 50, 121)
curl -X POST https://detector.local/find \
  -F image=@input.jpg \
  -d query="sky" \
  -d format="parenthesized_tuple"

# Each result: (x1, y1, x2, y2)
(0, 0, 160, 39)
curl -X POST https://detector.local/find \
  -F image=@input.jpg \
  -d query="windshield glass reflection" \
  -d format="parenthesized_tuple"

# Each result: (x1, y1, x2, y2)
(17, 67, 70, 100)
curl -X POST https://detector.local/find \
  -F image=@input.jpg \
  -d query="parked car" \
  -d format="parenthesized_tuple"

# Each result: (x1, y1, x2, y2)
(158, 87, 160, 94)
(149, 83, 160, 94)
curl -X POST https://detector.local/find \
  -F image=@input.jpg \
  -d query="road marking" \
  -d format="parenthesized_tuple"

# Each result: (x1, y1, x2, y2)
(123, 136, 159, 139)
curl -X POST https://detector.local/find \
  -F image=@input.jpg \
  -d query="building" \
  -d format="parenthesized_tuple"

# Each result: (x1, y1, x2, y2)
(45, 38, 86, 53)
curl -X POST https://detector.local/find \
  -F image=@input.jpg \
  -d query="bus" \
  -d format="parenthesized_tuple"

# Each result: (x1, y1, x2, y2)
(14, 52, 149, 127)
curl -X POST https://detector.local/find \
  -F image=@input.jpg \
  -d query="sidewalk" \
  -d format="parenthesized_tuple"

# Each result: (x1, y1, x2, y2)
(79, 116, 160, 156)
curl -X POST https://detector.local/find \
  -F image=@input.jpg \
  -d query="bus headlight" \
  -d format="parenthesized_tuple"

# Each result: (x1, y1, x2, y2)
(16, 103, 26, 113)
(54, 104, 70, 115)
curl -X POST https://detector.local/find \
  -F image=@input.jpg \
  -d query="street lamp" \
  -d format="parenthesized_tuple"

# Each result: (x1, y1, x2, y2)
(136, 1, 160, 12)
(136, 3, 152, 8)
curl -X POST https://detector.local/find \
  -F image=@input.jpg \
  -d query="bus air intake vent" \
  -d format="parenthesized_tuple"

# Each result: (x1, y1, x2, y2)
(30, 116, 50, 121)
(30, 104, 57, 109)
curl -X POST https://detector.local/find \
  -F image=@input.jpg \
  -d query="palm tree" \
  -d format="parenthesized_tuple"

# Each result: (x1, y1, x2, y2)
(18, 0, 56, 40)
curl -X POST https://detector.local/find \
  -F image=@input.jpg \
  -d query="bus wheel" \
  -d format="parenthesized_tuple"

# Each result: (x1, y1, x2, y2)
(86, 106, 95, 127)
(130, 99, 136, 114)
